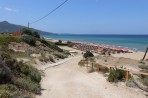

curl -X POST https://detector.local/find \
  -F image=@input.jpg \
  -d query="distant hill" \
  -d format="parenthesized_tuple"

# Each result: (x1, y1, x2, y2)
(0, 21, 54, 34)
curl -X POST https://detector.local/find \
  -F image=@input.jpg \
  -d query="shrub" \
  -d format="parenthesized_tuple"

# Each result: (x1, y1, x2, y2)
(50, 45, 63, 52)
(99, 65, 109, 73)
(14, 78, 41, 94)
(21, 35, 36, 46)
(108, 68, 126, 82)
(78, 60, 87, 67)
(40, 39, 50, 46)
(0, 84, 21, 98)
(39, 53, 50, 63)
(83, 51, 94, 58)
(64, 50, 71, 55)
(1, 52, 11, 60)
(54, 52, 67, 59)
(0, 35, 21, 46)
(48, 55, 55, 62)
(19, 64, 41, 83)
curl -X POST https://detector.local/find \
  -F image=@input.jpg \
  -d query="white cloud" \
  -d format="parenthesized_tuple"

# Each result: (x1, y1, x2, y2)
(4, 7, 19, 12)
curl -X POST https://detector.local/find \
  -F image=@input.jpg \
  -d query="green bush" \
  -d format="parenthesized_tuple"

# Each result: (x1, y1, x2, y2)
(1, 52, 11, 60)
(14, 78, 41, 94)
(21, 35, 36, 46)
(63, 50, 71, 56)
(0, 84, 20, 98)
(83, 51, 94, 58)
(19, 64, 41, 83)
(40, 39, 50, 46)
(22, 28, 40, 38)
(39, 55, 49, 63)
(50, 45, 63, 52)
(48, 55, 55, 62)
(54, 52, 67, 59)
(108, 68, 126, 82)
(99, 65, 109, 73)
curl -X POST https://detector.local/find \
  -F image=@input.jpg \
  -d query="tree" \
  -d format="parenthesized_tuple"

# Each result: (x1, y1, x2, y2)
(83, 51, 94, 58)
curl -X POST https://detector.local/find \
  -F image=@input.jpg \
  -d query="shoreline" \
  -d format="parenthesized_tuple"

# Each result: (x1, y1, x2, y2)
(43, 36, 147, 52)
(44, 37, 148, 60)
(43, 37, 143, 52)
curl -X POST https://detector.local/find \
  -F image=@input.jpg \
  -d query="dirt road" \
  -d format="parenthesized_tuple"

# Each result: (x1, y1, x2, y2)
(36, 56, 146, 98)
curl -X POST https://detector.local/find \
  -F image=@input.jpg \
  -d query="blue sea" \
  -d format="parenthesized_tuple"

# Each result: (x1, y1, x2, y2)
(41, 34, 148, 51)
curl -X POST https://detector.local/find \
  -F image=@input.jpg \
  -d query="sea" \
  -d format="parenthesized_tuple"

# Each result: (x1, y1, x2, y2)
(41, 34, 148, 52)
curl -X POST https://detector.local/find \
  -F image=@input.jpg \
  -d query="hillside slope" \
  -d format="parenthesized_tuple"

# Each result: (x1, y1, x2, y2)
(0, 21, 54, 34)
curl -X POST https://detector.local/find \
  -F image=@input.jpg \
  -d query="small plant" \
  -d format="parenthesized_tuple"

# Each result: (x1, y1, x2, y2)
(108, 68, 127, 82)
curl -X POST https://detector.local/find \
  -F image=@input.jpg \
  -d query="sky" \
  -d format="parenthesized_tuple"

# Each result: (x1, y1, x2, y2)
(0, 0, 148, 34)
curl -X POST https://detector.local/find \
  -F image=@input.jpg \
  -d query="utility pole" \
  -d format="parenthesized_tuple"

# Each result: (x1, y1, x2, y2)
(142, 47, 148, 61)
(28, 22, 30, 28)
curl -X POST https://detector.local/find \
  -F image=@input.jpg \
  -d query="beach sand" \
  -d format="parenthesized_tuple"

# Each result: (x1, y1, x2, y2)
(112, 51, 148, 61)
(36, 46, 147, 98)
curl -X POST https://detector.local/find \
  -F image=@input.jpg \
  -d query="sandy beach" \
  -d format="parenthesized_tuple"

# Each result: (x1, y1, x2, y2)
(112, 51, 148, 60)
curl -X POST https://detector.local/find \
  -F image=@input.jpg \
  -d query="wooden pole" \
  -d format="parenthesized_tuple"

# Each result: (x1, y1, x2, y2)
(142, 47, 148, 61)
(126, 70, 130, 81)
(109, 67, 112, 72)
(98, 64, 100, 72)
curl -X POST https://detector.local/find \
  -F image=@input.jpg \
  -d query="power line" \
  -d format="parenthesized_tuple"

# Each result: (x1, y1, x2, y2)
(29, 0, 69, 26)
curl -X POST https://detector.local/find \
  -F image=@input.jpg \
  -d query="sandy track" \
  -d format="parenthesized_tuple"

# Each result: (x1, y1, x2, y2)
(36, 56, 146, 98)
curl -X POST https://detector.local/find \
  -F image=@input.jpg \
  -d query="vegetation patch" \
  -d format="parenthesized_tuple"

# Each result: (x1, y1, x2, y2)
(98, 65, 109, 73)
(0, 53, 41, 97)
(53, 52, 67, 59)
(108, 68, 128, 82)
(0, 35, 21, 46)
(21, 35, 36, 46)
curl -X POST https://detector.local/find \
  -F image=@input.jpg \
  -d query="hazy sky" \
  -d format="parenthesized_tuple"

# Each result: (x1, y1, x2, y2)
(0, 0, 148, 34)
